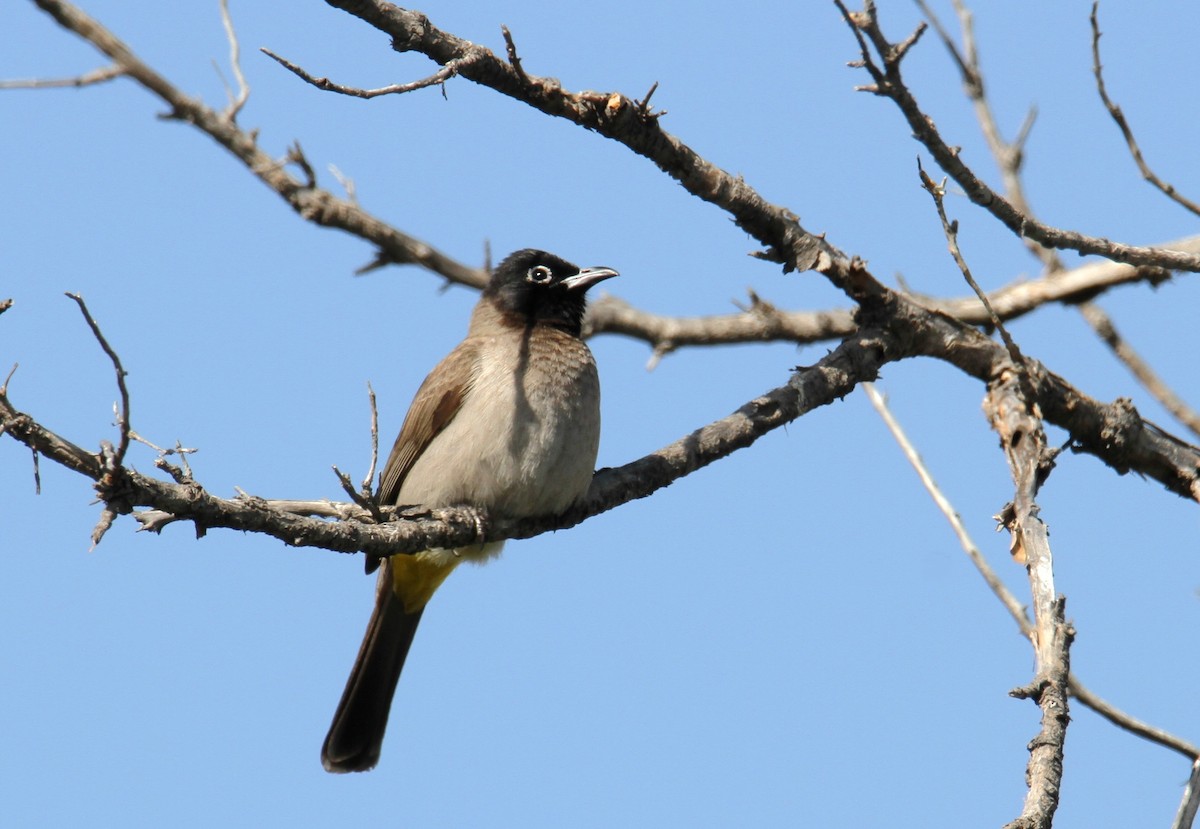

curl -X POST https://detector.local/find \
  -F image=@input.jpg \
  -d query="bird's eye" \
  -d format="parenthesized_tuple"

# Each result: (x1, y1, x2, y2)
(527, 265, 553, 284)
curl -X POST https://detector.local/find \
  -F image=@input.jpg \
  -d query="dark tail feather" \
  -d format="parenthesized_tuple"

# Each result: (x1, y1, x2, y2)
(322, 563, 424, 773)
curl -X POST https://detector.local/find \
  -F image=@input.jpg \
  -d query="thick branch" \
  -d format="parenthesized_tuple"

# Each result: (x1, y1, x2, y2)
(26, 0, 1199, 362)
(585, 235, 1197, 350)
(988, 367, 1072, 829)
(320, 0, 839, 281)
(0, 325, 895, 555)
(6, 275, 1197, 566)
(19, 1, 1200, 510)
(1174, 759, 1200, 829)
(869, 381, 1198, 760)
(916, 0, 1200, 459)
(297, 2, 1200, 503)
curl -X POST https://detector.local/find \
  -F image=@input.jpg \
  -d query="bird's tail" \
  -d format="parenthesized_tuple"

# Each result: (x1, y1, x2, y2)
(321, 560, 425, 773)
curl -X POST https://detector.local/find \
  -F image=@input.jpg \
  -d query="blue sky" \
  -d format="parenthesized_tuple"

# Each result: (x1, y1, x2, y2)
(2, 2, 1198, 826)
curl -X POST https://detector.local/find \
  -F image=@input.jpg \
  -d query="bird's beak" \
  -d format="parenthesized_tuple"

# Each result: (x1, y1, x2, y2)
(562, 266, 619, 292)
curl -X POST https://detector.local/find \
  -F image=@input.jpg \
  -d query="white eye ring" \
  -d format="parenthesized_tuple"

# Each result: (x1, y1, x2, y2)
(527, 265, 553, 284)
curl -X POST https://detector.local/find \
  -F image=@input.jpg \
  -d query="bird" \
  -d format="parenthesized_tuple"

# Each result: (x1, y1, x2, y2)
(321, 248, 618, 773)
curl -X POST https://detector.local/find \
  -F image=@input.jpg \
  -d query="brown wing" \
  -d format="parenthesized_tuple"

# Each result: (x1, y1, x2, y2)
(376, 337, 478, 507)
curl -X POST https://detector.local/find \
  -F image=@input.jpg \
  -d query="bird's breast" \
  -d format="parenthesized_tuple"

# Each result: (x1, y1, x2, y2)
(396, 327, 600, 519)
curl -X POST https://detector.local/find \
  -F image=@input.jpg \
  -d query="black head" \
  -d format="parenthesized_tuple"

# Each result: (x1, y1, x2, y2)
(483, 248, 619, 336)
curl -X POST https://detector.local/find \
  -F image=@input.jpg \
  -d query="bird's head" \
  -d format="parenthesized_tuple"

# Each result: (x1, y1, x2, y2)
(483, 249, 619, 336)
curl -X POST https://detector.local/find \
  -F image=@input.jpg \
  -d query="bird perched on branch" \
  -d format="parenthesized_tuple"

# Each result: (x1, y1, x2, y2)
(321, 248, 618, 773)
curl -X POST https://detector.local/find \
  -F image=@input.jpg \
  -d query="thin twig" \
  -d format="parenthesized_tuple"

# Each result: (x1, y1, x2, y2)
(16, 0, 1200, 511)
(836, 0, 1200, 272)
(90, 442, 121, 548)
(499, 25, 529, 84)
(916, 0, 1063, 274)
(261, 48, 479, 99)
(1090, 2, 1200, 218)
(22, 1, 480, 288)
(132, 431, 197, 484)
(1070, 677, 1198, 760)
(64, 291, 133, 548)
(217, 0, 249, 120)
(328, 164, 357, 202)
(0, 63, 124, 89)
(868, 381, 1198, 760)
(917, 161, 1022, 364)
(921, 0, 1200, 451)
(361, 381, 381, 514)
(65, 292, 130, 466)
(332, 464, 377, 518)
(635, 80, 662, 117)
(1078, 302, 1200, 440)
(864, 382, 1032, 633)
(2, 320, 898, 556)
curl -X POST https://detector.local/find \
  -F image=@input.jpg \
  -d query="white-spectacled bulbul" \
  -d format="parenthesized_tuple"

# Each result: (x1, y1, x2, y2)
(321, 248, 618, 773)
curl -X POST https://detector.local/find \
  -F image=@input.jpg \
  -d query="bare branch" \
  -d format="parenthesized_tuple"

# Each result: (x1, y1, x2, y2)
(987, 364, 1071, 829)
(868, 381, 1199, 760)
(260, 48, 481, 99)
(64, 292, 131, 467)
(9, 277, 1199, 567)
(635, 80, 665, 119)
(1078, 302, 1200, 440)
(990, 357, 1067, 820)
(586, 293, 855, 349)
(217, 0, 249, 120)
(917, 161, 1022, 363)
(1002, 598, 1072, 829)
(332, 463, 377, 518)
(20, 0, 1200, 508)
(330, 383, 385, 520)
(920, 0, 1200, 458)
(61, 293, 132, 548)
(1069, 677, 1198, 761)
(916, 0, 1063, 273)
(0, 63, 124, 89)
(328, 164, 357, 201)
(28, 0, 486, 290)
(1174, 758, 1200, 829)
(362, 382, 380, 496)
(0, 401, 100, 482)
(1, 325, 896, 556)
(134, 432, 198, 485)
(499, 25, 530, 85)
(1090, 3, 1200, 218)
(588, 233, 1190, 350)
(837, 0, 1200, 273)
(30, 0, 1200, 372)
(863, 382, 1032, 635)
(321, 0, 837, 281)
